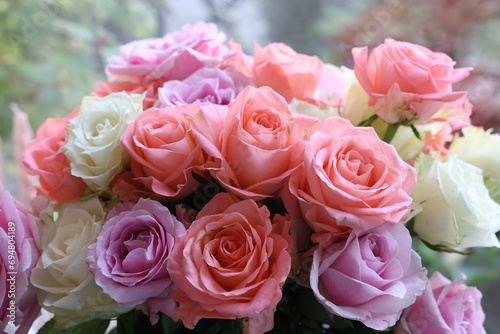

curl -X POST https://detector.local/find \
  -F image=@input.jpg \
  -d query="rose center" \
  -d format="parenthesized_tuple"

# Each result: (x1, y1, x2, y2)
(94, 118, 115, 137)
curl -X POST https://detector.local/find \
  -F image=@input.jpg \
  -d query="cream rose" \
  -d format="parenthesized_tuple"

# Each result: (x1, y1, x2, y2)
(30, 197, 129, 326)
(62, 92, 143, 193)
(339, 66, 373, 126)
(411, 153, 500, 252)
(288, 98, 340, 121)
(449, 125, 500, 181)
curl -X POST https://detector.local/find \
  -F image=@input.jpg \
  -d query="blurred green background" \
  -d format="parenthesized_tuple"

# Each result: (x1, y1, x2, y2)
(1, 0, 500, 331)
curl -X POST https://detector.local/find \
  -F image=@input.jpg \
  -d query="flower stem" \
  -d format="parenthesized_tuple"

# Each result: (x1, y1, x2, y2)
(382, 123, 400, 143)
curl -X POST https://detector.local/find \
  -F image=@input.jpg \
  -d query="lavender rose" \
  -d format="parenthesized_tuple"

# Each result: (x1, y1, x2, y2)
(396, 272, 486, 334)
(0, 188, 40, 334)
(87, 198, 186, 323)
(106, 21, 228, 83)
(156, 68, 250, 107)
(310, 223, 427, 330)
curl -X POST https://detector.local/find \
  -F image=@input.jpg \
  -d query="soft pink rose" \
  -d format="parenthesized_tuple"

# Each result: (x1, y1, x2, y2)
(114, 103, 207, 201)
(87, 198, 185, 323)
(191, 86, 320, 200)
(93, 80, 162, 110)
(220, 40, 254, 79)
(310, 223, 427, 330)
(284, 116, 416, 243)
(167, 193, 290, 333)
(253, 43, 323, 102)
(106, 22, 229, 83)
(311, 63, 346, 108)
(353, 38, 471, 124)
(430, 94, 473, 131)
(396, 272, 486, 334)
(23, 111, 87, 202)
(0, 188, 40, 334)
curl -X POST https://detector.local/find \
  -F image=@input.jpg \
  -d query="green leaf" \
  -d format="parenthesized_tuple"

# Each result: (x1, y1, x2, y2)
(161, 314, 184, 334)
(410, 124, 422, 140)
(37, 318, 57, 334)
(117, 310, 139, 334)
(37, 317, 110, 334)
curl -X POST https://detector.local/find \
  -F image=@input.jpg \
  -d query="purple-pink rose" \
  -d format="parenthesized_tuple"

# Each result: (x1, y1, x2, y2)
(396, 272, 486, 334)
(106, 21, 229, 83)
(0, 188, 40, 334)
(310, 222, 427, 330)
(86, 198, 186, 323)
(156, 68, 251, 107)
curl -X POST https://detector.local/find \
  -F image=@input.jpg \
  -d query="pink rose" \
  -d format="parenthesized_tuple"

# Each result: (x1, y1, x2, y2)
(253, 43, 323, 102)
(87, 198, 186, 323)
(93, 80, 162, 110)
(23, 112, 87, 202)
(396, 272, 486, 334)
(191, 86, 319, 200)
(114, 103, 207, 201)
(353, 38, 471, 124)
(106, 21, 229, 83)
(156, 68, 250, 108)
(167, 193, 290, 333)
(310, 223, 427, 330)
(0, 188, 40, 334)
(284, 116, 416, 243)
(220, 40, 254, 79)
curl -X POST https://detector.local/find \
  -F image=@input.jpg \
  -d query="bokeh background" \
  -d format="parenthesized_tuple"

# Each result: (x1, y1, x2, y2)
(1, 0, 500, 331)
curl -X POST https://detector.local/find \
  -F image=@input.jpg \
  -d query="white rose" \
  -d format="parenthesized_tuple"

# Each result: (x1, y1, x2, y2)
(339, 66, 372, 126)
(62, 92, 143, 193)
(289, 98, 339, 120)
(411, 153, 500, 252)
(31, 197, 130, 326)
(449, 125, 500, 181)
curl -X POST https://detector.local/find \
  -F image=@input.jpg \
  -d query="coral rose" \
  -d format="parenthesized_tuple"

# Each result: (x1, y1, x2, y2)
(191, 86, 319, 200)
(114, 103, 206, 201)
(93, 80, 162, 110)
(284, 116, 416, 243)
(253, 43, 323, 102)
(167, 193, 290, 334)
(23, 113, 87, 202)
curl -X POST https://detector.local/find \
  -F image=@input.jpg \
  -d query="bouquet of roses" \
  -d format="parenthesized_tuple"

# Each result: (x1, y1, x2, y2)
(2, 21, 498, 334)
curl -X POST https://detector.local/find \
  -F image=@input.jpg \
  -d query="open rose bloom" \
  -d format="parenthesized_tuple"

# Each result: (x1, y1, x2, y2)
(11, 21, 496, 334)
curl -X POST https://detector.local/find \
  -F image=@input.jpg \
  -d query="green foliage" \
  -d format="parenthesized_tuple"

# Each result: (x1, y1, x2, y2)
(38, 317, 110, 334)
(0, 0, 159, 139)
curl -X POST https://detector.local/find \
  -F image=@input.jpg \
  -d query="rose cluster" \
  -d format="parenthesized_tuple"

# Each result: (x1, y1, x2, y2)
(1, 21, 495, 333)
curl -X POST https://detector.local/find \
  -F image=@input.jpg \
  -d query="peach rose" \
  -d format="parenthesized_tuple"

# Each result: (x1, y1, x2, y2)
(353, 38, 471, 124)
(284, 116, 416, 243)
(253, 43, 323, 102)
(114, 103, 206, 201)
(167, 193, 290, 333)
(93, 80, 162, 110)
(191, 86, 319, 200)
(23, 112, 87, 202)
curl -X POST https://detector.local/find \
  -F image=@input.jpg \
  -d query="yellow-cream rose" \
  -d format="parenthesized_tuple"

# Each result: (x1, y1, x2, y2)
(62, 92, 143, 193)
(30, 197, 130, 326)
